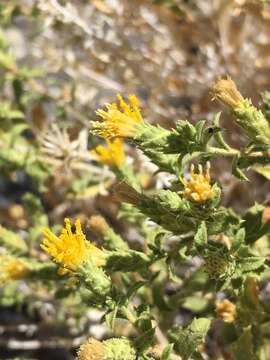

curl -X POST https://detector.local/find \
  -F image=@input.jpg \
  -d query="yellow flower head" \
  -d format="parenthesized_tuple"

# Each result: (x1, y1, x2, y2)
(0, 255, 29, 284)
(183, 163, 213, 202)
(216, 299, 236, 323)
(92, 138, 125, 168)
(41, 218, 105, 273)
(92, 94, 143, 139)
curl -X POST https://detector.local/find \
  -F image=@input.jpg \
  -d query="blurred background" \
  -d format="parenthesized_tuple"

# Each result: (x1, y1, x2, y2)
(1, 0, 270, 358)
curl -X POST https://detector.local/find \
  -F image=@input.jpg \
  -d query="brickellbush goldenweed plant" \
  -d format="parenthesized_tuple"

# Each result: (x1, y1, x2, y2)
(2, 7, 270, 357)
(80, 80, 270, 358)
(3, 76, 269, 359)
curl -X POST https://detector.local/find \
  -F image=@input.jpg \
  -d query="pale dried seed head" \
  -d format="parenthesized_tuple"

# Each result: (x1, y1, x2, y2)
(77, 338, 105, 360)
(212, 77, 245, 109)
(89, 215, 109, 236)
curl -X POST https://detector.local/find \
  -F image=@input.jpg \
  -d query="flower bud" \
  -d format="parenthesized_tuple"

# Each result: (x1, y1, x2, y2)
(182, 163, 213, 203)
(212, 77, 270, 145)
(212, 77, 244, 109)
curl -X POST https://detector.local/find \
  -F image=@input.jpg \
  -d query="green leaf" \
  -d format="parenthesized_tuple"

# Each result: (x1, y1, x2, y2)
(232, 155, 249, 181)
(105, 250, 151, 272)
(231, 228, 245, 252)
(0, 225, 27, 254)
(182, 296, 209, 313)
(0, 50, 16, 70)
(213, 112, 232, 151)
(171, 317, 211, 359)
(238, 256, 265, 274)
(242, 203, 270, 243)
(0, 102, 24, 121)
(126, 281, 146, 300)
(134, 327, 155, 353)
(194, 221, 207, 251)
(230, 327, 258, 360)
(105, 305, 119, 331)
(207, 208, 240, 235)
(161, 344, 174, 360)
(261, 90, 270, 119)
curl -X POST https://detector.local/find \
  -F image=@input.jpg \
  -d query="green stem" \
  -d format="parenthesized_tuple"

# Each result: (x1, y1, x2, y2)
(208, 146, 239, 157)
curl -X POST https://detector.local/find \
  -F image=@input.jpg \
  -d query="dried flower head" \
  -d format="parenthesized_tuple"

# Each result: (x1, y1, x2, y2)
(0, 255, 29, 284)
(92, 94, 143, 139)
(183, 163, 213, 202)
(92, 138, 125, 168)
(40, 125, 92, 169)
(77, 338, 105, 360)
(41, 218, 106, 273)
(216, 299, 236, 323)
(212, 77, 245, 110)
(89, 215, 109, 236)
(78, 337, 136, 360)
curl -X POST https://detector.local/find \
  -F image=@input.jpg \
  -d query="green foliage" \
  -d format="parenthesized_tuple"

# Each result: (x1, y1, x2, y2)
(0, 226, 27, 254)
(169, 317, 211, 359)
(104, 338, 137, 360)
(230, 327, 259, 360)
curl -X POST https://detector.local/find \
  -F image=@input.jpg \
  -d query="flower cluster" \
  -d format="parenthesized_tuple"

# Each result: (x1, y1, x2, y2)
(2, 69, 270, 359)
(92, 95, 143, 139)
(41, 218, 106, 273)
(0, 255, 29, 284)
(182, 163, 213, 203)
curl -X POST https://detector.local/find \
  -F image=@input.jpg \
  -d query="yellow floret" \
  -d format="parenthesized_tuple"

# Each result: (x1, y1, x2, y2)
(92, 94, 143, 139)
(183, 163, 213, 202)
(41, 218, 105, 273)
(0, 255, 29, 284)
(92, 138, 125, 168)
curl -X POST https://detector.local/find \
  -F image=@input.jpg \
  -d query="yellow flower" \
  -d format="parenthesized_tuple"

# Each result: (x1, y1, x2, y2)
(92, 138, 125, 168)
(0, 255, 29, 284)
(41, 218, 105, 273)
(92, 94, 143, 139)
(216, 299, 236, 323)
(182, 163, 213, 202)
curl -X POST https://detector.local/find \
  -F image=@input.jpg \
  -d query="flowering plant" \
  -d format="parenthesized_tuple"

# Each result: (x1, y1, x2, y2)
(1, 12, 270, 356)
(25, 79, 270, 358)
